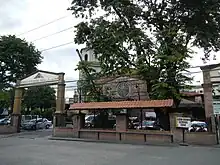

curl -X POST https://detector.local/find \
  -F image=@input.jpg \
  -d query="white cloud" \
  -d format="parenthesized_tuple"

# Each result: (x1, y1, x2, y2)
(0, 0, 80, 98)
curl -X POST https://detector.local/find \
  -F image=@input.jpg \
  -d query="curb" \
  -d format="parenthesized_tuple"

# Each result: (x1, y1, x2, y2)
(0, 133, 21, 138)
(48, 136, 178, 147)
(48, 137, 220, 148)
(179, 143, 189, 146)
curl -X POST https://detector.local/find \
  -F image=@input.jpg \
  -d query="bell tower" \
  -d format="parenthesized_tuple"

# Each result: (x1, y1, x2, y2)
(79, 48, 101, 79)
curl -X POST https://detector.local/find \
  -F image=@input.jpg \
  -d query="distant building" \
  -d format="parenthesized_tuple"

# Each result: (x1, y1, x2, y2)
(182, 85, 203, 94)
(182, 83, 220, 98)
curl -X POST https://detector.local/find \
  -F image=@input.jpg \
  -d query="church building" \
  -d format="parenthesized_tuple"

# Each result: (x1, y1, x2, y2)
(77, 48, 149, 102)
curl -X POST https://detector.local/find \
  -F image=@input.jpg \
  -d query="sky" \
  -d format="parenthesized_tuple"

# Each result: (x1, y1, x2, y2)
(1, 0, 220, 99)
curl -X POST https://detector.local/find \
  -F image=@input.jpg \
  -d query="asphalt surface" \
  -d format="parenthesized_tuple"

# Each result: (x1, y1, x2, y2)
(1, 129, 220, 165)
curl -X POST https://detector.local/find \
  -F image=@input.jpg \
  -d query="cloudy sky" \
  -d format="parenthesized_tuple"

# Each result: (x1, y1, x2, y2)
(1, 0, 220, 99)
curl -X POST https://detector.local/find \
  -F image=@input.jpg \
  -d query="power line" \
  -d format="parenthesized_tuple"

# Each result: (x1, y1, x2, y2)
(40, 41, 74, 52)
(65, 78, 195, 87)
(64, 71, 204, 84)
(17, 15, 70, 36)
(31, 26, 75, 42)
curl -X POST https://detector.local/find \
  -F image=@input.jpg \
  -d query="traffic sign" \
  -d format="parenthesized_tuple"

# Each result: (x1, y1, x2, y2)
(213, 100, 220, 115)
(176, 117, 191, 128)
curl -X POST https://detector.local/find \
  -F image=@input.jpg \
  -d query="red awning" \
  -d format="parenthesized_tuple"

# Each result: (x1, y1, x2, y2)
(69, 99, 173, 110)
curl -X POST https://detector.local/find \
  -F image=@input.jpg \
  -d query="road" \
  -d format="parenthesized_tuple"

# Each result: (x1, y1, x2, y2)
(0, 129, 220, 165)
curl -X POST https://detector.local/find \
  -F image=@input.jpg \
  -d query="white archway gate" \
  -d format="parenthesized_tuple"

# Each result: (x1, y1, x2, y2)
(11, 70, 66, 132)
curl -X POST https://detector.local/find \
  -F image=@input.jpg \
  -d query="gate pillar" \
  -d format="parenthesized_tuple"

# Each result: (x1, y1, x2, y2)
(54, 73, 66, 127)
(11, 88, 23, 133)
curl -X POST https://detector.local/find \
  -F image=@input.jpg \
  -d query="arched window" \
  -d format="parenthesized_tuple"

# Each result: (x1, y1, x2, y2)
(84, 54, 88, 61)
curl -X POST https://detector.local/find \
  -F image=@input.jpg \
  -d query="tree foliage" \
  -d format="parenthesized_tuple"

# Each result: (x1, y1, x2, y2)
(76, 60, 106, 102)
(23, 86, 56, 110)
(0, 35, 42, 89)
(75, 52, 111, 102)
(0, 90, 10, 109)
(69, 0, 220, 105)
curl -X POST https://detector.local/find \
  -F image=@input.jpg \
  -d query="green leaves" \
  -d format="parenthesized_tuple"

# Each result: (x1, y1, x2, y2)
(0, 35, 42, 89)
(0, 91, 10, 109)
(0, 35, 42, 110)
(69, 0, 220, 106)
(23, 86, 56, 109)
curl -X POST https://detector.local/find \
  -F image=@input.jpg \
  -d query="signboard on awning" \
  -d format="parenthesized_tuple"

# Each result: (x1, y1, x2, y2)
(213, 100, 220, 115)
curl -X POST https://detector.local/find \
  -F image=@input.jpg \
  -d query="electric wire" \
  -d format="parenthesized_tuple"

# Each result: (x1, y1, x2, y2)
(31, 26, 75, 42)
(17, 15, 70, 36)
(40, 41, 74, 52)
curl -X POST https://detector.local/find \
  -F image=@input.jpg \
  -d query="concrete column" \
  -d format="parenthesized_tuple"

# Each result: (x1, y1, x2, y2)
(72, 113, 85, 138)
(72, 113, 85, 130)
(56, 83, 65, 113)
(11, 88, 23, 133)
(54, 73, 66, 127)
(116, 114, 128, 131)
(169, 113, 184, 143)
(202, 69, 216, 132)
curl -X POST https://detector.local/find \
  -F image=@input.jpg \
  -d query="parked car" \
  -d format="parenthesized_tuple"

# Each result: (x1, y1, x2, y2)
(43, 118, 52, 129)
(21, 115, 39, 128)
(0, 118, 9, 125)
(85, 115, 97, 128)
(7, 118, 11, 125)
(136, 120, 163, 131)
(188, 121, 208, 132)
(22, 118, 52, 130)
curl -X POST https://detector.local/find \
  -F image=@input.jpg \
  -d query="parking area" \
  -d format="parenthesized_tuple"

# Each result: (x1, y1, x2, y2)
(1, 129, 220, 165)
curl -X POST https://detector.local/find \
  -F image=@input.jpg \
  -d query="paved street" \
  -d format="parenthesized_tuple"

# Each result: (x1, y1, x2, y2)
(1, 130, 220, 165)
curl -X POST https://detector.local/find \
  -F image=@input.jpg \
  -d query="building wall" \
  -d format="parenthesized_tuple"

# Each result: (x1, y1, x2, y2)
(102, 76, 149, 101)
(53, 127, 217, 145)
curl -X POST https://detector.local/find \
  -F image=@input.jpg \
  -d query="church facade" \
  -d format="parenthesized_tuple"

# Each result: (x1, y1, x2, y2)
(78, 49, 149, 102)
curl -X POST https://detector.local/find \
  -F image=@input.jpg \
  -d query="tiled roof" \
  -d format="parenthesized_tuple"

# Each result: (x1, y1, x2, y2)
(69, 99, 173, 110)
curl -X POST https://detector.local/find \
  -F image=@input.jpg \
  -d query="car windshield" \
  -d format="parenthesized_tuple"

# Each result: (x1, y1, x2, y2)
(29, 119, 36, 122)
(142, 121, 155, 126)
(191, 123, 207, 127)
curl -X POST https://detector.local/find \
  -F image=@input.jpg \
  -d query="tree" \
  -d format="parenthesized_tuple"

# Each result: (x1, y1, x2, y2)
(0, 91, 10, 109)
(0, 35, 42, 90)
(23, 86, 56, 111)
(42, 107, 55, 121)
(69, 0, 220, 105)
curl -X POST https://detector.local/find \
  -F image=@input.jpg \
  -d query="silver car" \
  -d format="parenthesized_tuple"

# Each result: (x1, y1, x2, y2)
(22, 118, 52, 130)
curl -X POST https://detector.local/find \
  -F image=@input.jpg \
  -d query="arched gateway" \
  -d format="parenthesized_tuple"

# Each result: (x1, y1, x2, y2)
(11, 70, 66, 132)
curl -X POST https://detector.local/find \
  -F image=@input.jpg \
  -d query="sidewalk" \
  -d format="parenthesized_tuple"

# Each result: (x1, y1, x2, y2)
(0, 133, 20, 139)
